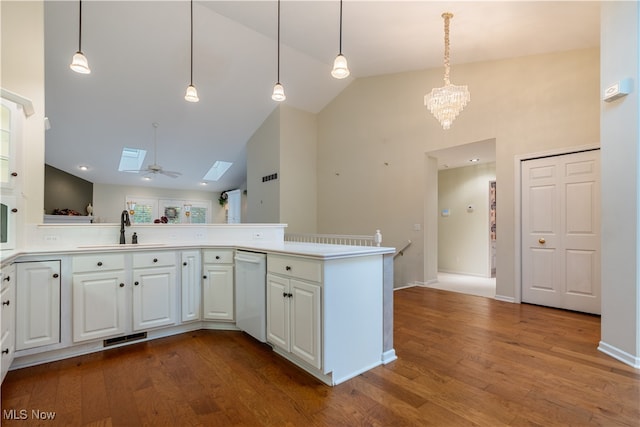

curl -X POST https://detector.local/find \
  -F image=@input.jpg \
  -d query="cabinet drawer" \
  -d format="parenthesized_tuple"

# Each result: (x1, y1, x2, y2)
(268, 254, 322, 283)
(73, 253, 125, 273)
(133, 251, 176, 268)
(203, 249, 234, 264)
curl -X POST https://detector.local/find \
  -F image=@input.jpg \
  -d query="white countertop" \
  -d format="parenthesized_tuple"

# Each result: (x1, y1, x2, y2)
(2, 241, 395, 264)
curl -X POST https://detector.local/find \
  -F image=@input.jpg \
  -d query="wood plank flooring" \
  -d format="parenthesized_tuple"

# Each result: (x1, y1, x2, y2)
(2, 287, 639, 426)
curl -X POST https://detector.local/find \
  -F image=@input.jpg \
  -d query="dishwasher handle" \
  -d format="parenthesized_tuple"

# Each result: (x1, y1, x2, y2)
(234, 253, 266, 264)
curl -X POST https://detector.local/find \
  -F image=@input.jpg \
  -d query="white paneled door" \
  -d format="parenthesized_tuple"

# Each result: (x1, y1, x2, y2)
(521, 150, 601, 314)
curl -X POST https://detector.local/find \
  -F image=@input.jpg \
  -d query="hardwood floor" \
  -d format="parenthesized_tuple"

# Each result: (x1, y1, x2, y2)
(2, 287, 639, 426)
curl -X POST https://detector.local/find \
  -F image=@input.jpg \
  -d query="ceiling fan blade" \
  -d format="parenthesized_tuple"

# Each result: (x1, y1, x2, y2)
(160, 170, 182, 178)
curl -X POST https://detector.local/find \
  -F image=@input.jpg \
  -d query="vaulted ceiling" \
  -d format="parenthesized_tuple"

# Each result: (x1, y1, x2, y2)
(43, 1, 600, 191)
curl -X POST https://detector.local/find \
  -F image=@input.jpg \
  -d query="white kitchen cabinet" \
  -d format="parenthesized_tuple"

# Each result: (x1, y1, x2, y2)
(72, 254, 127, 342)
(267, 254, 322, 370)
(181, 250, 201, 322)
(15, 261, 61, 351)
(1, 263, 16, 383)
(131, 251, 177, 331)
(202, 249, 234, 321)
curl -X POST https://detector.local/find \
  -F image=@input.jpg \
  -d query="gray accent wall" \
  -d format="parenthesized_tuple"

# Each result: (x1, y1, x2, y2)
(44, 164, 93, 215)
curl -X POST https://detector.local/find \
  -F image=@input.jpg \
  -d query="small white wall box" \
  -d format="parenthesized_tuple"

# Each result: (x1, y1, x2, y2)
(441, 209, 450, 217)
(603, 78, 632, 102)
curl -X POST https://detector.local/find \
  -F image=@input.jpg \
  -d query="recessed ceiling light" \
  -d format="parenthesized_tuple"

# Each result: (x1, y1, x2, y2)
(78, 165, 89, 171)
(200, 182, 208, 186)
(469, 158, 480, 163)
(142, 176, 151, 181)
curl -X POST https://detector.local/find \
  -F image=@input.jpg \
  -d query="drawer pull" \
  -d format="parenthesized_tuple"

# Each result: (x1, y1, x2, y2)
(285, 266, 292, 271)
(134, 281, 140, 286)
(1, 348, 8, 355)
(2, 300, 9, 306)
(183, 262, 188, 266)
(53, 273, 59, 279)
(119, 283, 125, 288)
(215, 256, 221, 260)
(203, 275, 207, 279)
(153, 258, 158, 263)
(3, 276, 9, 282)
(97, 261, 103, 266)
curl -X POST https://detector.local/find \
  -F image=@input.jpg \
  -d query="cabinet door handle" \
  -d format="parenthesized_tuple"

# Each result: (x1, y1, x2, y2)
(203, 275, 207, 279)
(215, 255, 221, 260)
(1, 348, 8, 355)
(119, 283, 125, 288)
(288, 293, 293, 298)
(10, 172, 17, 177)
(97, 261, 103, 266)
(53, 273, 59, 278)
(283, 292, 288, 298)
(3, 276, 9, 282)
(2, 300, 9, 306)
(10, 208, 17, 213)
(134, 281, 139, 286)
(183, 262, 188, 266)
(153, 258, 158, 263)
(285, 266, 291, 271)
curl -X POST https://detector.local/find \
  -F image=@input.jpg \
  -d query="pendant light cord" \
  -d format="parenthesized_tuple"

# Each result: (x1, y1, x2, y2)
(338, 0, 343, 55)
(276, 0, 281, 83)
(189, 0, 194, 86)
(78, 0, 83, 52)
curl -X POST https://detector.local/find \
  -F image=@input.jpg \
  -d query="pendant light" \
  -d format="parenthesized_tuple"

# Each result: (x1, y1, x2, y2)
(271, 0, 286, 102)
(331, 0, 350, 79)
(424, 13, 470, 129)
(184, 0, 199, 102)
(69, 0, 91, 74)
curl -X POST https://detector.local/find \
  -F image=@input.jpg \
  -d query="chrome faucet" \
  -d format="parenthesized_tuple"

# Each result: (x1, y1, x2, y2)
(120, 210, 131, 244)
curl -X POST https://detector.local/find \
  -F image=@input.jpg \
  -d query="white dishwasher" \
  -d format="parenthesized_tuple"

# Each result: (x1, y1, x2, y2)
(234, 250, 267, 342)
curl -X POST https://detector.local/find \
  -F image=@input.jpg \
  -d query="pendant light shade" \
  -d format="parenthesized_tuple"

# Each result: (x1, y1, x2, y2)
(272, 83, 286, 102)
(185, 0, 199, 102)
(70, 52, 91, 74)
(272, 0, 286, 102)
(331, 0, 350, 79)
(331, 54, 350, 79)
(70, 0, 90, 74)
(185, 84, 199, 103)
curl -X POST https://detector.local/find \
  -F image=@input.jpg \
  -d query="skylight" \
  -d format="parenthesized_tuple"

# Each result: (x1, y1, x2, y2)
(203, 161, 233, 181)
(118, 147, 146, 173)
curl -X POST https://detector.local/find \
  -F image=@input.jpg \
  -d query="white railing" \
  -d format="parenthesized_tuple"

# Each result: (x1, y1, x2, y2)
(285, 230, 383, 247)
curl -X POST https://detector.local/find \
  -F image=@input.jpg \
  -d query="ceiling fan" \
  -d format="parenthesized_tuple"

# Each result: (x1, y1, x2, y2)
(124, 122, 182, 178)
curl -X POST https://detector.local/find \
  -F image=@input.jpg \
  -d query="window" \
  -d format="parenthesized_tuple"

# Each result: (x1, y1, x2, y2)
(127, 197, 212, 224)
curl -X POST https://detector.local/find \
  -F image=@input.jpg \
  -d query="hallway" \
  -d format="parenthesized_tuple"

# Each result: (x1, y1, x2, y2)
(424, 272, 496, 298)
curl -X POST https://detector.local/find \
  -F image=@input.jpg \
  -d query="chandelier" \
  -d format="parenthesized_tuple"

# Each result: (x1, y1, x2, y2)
(424, 13, 470, 130)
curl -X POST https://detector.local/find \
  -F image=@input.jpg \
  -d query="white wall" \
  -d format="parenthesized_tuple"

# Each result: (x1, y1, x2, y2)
(317, 48, 600, 292)
(246, 107, 280, 223)
(246, 105, 317, 233)
(280, 105, 317, 234)
(438, 163, 496, 277)
(599, 1, 640, 367)
(92, 183, 223, 223)
(1, 1, 45, 233)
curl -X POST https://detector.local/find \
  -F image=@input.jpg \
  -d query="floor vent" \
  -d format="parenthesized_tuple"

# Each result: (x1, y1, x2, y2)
(104, 332, 147, 347)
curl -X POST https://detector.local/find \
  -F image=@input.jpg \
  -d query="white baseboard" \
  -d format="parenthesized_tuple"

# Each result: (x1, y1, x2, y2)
(494, 294, 516, 303)
(381, 349, 397, 364)
(598, 341, 640, 369)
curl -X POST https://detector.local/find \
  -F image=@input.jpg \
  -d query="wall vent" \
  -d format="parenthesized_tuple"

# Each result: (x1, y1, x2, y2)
(262, 173, 278, 182)
(104, 332, 147, 347)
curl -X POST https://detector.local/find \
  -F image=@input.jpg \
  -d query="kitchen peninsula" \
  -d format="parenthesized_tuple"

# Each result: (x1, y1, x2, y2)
(1, 223, 396, 386)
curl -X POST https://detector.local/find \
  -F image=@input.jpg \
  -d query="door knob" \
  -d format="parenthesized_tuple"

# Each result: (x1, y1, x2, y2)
(538, 237, 546, 244)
